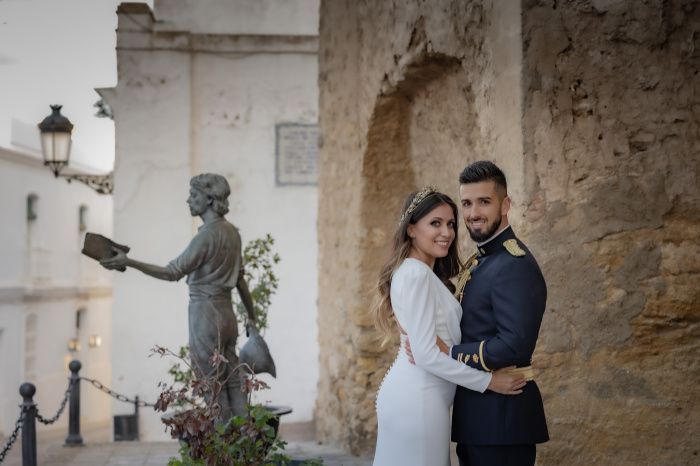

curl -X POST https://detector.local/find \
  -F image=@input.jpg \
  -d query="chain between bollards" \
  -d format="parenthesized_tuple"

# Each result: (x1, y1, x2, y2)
(65, 360, 155, 446)
(1, 360, 156, 465)
(1, 373, 76, 465)
(80, 377, 156, 407)
(35, 379, 72, 426)
(0, 406, 25, 464)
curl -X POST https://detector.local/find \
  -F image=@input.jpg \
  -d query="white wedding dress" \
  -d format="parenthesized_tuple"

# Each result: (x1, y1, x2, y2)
(373, 258, 492, 466)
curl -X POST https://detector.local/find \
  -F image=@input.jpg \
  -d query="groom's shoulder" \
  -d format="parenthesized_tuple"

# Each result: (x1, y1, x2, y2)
(497, 237, 546, 285)
(498, 235, 539, 261)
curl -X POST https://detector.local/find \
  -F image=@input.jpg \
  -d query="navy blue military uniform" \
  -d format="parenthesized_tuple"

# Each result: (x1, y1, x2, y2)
(450, 226, 548, 466)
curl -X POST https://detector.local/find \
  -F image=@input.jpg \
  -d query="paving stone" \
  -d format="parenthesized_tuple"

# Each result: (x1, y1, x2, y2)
(0, 421, 372, 465)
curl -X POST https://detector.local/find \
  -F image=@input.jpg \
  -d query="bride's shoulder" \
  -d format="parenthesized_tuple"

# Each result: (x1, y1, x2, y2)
(393, 258, 432, 285)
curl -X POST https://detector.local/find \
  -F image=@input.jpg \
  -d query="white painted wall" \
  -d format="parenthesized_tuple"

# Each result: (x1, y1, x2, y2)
(154, 0, 318, 36)
(101, 38, 195, 440)
(0, 146, 113, 436)
(101, 1, 319, 440)
(191, 50, 319, 420)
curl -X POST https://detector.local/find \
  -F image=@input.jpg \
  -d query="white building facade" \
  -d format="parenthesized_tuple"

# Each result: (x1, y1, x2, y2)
(0, 144, 113, 436)
(99, 0, 319, 440)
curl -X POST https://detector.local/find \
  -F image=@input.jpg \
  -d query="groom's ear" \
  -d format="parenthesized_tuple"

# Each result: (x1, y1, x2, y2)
(501, 196, 511, 216)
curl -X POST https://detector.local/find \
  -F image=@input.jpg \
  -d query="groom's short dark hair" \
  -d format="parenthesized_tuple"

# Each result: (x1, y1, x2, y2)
(458, 160, 508, 197)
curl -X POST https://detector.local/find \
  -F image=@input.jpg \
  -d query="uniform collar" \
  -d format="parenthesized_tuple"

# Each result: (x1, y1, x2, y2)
(476, 225, 514, 257)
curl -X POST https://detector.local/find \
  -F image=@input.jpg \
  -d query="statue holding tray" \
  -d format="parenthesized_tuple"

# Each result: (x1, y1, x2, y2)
(97, 173, 272, 420)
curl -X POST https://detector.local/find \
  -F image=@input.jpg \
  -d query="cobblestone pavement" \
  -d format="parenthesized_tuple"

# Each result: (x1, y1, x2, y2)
(0, 421, 373, 466)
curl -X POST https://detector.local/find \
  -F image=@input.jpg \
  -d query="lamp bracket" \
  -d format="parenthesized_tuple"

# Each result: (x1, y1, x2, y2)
(60, 172, 114, 195)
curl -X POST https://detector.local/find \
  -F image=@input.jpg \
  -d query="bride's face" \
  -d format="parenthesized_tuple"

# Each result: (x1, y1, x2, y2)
(407, 203, 456, 265)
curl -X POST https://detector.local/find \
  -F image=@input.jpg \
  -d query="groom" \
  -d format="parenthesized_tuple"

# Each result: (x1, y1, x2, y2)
(449, 160, 548, 465)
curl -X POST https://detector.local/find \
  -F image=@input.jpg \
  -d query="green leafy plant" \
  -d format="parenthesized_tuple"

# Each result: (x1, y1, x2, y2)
(233, 234, 281, 332)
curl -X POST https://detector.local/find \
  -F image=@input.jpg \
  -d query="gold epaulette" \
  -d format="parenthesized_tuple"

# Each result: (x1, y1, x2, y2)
(503, 239, 526, 257)
(454, 252, 479, 301)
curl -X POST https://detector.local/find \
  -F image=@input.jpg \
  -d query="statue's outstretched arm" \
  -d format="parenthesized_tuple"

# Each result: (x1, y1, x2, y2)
(100, 248, 181, 281)
(236, 270, 257, 325)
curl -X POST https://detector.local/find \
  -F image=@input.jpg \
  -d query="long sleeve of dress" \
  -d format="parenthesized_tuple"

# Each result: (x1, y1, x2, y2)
(390, 261, 492, 393)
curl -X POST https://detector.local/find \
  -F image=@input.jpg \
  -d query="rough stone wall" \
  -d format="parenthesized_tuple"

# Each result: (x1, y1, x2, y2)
(521, 1, 700, 465)
(317, 0, 700, 463)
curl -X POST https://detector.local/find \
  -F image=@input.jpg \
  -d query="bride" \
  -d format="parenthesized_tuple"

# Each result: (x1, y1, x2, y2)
(372, 187, 524, 466)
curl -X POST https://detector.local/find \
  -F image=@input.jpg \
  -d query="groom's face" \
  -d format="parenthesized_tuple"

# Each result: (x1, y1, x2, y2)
(459, 180, 510, 243)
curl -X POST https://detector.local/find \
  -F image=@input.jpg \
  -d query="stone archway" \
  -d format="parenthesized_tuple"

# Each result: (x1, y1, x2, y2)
(359, 51, 465, 290)
(335, 49, 480, 453)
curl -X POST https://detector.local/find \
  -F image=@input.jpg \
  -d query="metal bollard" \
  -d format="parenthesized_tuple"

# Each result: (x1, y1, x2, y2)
(64, 360, 83, 446)
(19, 383, 37, 466)
(134, 396, 140, 441)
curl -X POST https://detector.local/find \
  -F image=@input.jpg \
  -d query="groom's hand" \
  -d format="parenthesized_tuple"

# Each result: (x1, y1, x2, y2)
(435, 336, 449, 355)
(404, 336, 449, 365)
(487, 366, 527, 395)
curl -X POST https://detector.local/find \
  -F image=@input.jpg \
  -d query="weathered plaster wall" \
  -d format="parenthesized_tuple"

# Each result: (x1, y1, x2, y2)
(317, 0, 700, 463)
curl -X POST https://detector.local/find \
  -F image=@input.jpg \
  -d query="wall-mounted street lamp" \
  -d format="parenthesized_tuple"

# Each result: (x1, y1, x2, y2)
(37, 105, 113, 194)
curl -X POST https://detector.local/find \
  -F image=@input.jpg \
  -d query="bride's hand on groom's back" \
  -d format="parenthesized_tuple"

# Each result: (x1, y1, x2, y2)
(487, 367, 526, 395)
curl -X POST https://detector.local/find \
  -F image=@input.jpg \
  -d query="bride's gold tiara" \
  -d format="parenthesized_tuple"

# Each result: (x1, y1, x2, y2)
(399, 186, 438, 225)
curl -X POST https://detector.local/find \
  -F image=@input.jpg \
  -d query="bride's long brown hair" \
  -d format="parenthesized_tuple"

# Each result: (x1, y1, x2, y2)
(372, 189, 462, 346)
